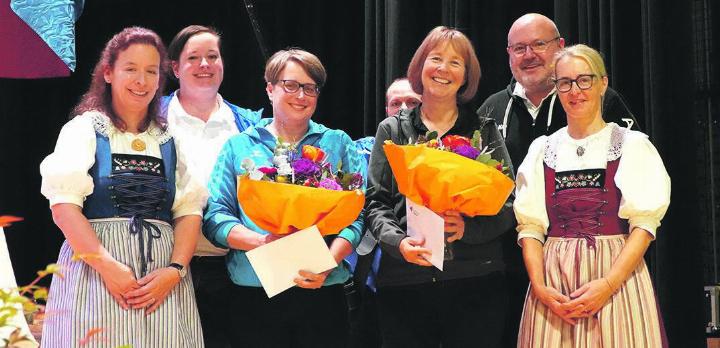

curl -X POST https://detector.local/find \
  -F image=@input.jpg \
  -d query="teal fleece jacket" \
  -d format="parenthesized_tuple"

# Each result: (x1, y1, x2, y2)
(203, 118, 366, 287)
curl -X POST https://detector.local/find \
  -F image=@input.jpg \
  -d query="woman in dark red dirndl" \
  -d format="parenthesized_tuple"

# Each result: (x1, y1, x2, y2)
(514, 44, 670, 347)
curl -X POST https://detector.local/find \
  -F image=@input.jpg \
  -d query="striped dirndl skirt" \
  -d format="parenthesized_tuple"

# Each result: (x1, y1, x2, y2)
(517, 235, 667, 348)
(41, 218, 204, 348)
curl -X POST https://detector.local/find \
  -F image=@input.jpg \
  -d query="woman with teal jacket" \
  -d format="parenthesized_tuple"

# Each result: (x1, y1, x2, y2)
(203, 48, 364, 348)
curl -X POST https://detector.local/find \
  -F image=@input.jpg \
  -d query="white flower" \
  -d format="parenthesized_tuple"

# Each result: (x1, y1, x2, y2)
(273, 154, 288, 167)
(241, 158, 255, 172)
(277, 163, 293, 176)
(249, 169, 264, 180)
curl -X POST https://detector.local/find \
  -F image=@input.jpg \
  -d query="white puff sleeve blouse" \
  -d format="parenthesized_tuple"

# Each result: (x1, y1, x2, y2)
(40, 111, 208, 218)
(513, 123, 671, 245)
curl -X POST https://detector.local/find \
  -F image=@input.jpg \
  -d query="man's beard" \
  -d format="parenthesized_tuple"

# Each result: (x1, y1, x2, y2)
(517, 71, 553, 93)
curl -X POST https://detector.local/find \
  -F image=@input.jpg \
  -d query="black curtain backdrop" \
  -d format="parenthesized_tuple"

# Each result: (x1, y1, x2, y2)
(0, 1, 716, 346)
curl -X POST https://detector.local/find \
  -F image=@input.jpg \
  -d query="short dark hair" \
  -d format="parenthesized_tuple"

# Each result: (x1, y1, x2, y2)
(264, 48, 327, 88)
(407, 26, 481, 104)
(167, 25, 221, 62)
(72, 26, 168, 131)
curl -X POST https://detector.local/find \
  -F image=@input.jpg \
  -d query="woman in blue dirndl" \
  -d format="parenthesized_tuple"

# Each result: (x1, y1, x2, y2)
(40, 27, 206, 347)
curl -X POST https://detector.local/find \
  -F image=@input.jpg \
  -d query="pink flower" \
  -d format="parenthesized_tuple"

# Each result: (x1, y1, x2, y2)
(258, 167, 278, 175)
(319, 178, 342, 191)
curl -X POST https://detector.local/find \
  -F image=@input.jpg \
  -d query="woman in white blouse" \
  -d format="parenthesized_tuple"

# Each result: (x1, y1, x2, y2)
(39, 27, 205, 347)
(161, 25, 261, 348)
(514, 44, 670, 347)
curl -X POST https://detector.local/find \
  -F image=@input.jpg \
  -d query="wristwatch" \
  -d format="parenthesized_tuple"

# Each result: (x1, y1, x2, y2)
(168, 262, 187, 278)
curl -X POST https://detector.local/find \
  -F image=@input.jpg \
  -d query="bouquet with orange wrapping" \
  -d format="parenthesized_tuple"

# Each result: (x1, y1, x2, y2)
(237, 144, 365, 235)
(383, 131, 514, 216)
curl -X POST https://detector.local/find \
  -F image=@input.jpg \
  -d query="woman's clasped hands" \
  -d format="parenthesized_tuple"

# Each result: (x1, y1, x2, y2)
(95, 256, 182, 315)
(534, 277, 615, 325)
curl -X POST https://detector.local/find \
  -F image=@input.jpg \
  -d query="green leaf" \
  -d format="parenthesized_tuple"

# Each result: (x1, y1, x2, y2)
(0, 289, 11, 302)
(6, 293, 28, 304)
(475, 153, 492, 163)
(339, 171, 354, 189)
(471, 130, 482, 148)
(37, 263, 63, 278)
(336, 160, 343, 172)
(425, 130, 438, 141)
(22, 300, 38, 313)
(33, 288, 48, 301)
(0, 310, 16, 325)
(485, 159, 501, 167)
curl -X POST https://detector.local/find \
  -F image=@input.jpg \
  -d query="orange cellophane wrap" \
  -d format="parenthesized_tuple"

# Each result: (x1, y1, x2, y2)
(237, 176, 365, 235)
(383, 143, 515, 216)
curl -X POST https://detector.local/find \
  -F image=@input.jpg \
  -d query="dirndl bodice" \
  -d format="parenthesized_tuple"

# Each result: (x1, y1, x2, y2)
(543, 125, 629, 248)
(83, 131, 176, 275)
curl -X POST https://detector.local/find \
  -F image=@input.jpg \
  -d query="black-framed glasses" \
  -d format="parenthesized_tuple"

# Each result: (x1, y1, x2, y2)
(278, 80, 320, 97)
(507, 37, 560, 56)
(552, 74, 597, 93)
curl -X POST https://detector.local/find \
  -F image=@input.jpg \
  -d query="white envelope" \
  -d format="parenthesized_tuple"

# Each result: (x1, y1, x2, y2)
(405, 198, 445, 271)
(246, 225, 338, 298)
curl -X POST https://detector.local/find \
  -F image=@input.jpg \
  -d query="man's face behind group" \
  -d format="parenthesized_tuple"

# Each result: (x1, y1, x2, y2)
(386, 80, 421, 117)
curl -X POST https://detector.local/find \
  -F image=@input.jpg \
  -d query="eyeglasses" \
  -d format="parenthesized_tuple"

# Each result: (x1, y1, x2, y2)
(278, 80, 320, 97)
(552, 74, 597, 93)
(507, 37, 560, 56)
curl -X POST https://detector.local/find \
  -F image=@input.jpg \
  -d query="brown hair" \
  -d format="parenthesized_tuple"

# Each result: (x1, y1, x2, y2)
(264, 48, 327, 88)
(407, 26, 481, 104)
(72, 26, 168, 131)
(167, 25, 221, 63)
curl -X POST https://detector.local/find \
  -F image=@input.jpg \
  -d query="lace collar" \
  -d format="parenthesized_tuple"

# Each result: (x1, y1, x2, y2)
(543, 122, 627, 169)
(86, 110, 172, 144)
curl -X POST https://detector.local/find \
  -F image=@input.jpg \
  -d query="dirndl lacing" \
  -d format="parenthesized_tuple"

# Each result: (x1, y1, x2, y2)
(109, 172, 169, 275)
(550, 187, 609, 249)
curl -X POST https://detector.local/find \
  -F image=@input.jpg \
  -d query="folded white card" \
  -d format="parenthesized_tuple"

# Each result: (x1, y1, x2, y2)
(405, 198, 445, 271)
(246, 225, 338, 298)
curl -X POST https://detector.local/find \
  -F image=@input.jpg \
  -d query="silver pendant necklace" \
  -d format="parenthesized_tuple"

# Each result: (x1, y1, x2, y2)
(572, 123, 606, 157)
(576, 145, 586, 157)
(576, 137, 593, 157)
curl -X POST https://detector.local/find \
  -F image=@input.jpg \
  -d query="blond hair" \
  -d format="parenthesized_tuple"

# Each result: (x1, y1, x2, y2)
(553, 44, 607, 78)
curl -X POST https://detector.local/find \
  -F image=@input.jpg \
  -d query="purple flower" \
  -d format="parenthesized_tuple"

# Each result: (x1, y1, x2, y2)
(292, 158, 321, 177)
(453, 145, 480, 160)
(318, 178, 343, 191)
(347, 173, 364, 190)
